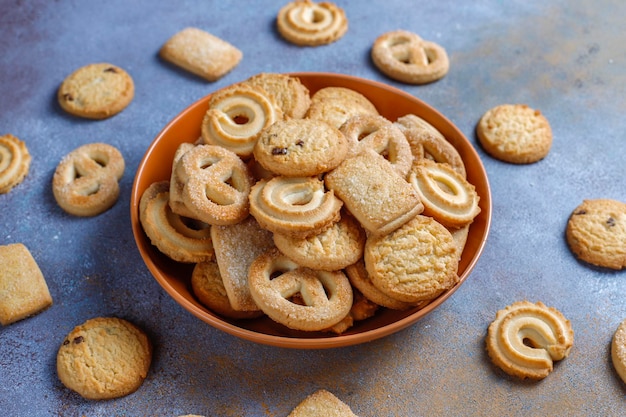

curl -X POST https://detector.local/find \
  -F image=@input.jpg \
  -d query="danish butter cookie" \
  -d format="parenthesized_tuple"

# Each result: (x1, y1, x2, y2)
(160, 27, 242, 81)
(476, 104, 552, 164)
(306, 86, 379, 129)
(210, 216, 274, 311)
(248, 248, 353, 331)
(191, 261, 263, 319)
(288, 389, 359, 417)
(0, 243, 53, 326)
(243, 73, 311, 119)
(277, 1, 348, 46)
(566, 199, 626, 269)
(0, 134, 31, 194)
(611, 318, 626, 384)
(486, 301, 574, 380)
(364, 215, 458, 303)
(325, 149, 423, 236)
(253, 118, 348, 177)
(371, 30, 449, 84)
(52, 143, 125, 216)
(273, 212, 365, 271)
(58, 63, 134, 119)
(57, 317, 152, 400)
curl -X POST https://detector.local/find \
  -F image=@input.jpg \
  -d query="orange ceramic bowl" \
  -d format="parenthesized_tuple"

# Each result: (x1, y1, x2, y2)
(131, 73, 491, 349)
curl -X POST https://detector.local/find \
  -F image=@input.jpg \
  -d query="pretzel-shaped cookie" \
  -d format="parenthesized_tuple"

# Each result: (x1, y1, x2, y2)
(176, 144, 251, 225)
(486, 301, 574, 380)
(249, 176, 342, 237)
(0, 134, 31, 194)
(139, 182, 214, 263)
(248, 248, 353, 331)
(201, 84, 283, 158)
(52, 143, 125, 216)
(372, 30, 449, 84)
(276, 0, 348, 46)
(408, 159, 480, 228)
(340, 114, 413, 178)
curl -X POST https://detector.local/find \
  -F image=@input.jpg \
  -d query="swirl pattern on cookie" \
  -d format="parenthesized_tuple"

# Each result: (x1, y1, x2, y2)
(276, 0, 348, 46)
(52, 143, 125, 216)
(248, 248, 353, 331)
(201, 84, 283, 158)
(177, 144, 252, 225)
(409, 159, 480, 228)
(249, 176, 342, 237)
(486, 301, 574, 380)
(0, 134, 31, 194)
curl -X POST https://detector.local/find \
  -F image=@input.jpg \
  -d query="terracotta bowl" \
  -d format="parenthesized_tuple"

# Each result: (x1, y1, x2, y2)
(130, 72, 491, 349)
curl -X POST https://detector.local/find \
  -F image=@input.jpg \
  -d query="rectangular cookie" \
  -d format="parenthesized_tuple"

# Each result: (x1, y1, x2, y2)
(325, 149, 423, 236)
(0, 243, 53, 325)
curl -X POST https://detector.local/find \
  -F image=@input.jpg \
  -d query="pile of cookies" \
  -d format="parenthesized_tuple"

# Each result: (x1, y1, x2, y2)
(138, 72, 482, 334)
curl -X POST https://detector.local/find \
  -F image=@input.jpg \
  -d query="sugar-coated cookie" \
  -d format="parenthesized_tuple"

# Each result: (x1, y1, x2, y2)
(0, 133, 31, 194)
(277, 1, 348, 46)
(58, 63, 134, 119)
(288, 389, 358, 417)
(0, 243, 53, 326)
(160, 27, 242, 81)
(476, 104, 552, 164)
(243, 72, 311, 119)
(306, 86, 379, 129)
(57, 317, 152, 400)
(566, 199, 626, 270)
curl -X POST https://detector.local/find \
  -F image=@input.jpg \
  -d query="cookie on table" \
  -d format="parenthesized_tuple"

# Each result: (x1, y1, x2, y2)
(160, 27, 242, 81)
(58, 63, 134, 119)
(0, 243, 53, 326)
(0, 134, 31, 194)
(288, 389, 358, 417)
(476, 104, 552, 164)
(56, 317, 152, 400)
(277, 0, 348, 47)
(612, 318, 626, 384)
(566, 199, 626, 270)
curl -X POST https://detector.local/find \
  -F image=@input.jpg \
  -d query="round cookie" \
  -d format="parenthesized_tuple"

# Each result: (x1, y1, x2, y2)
(276, 0, 348, 46)
(56, 317, 152, 400)
(243, 73, 311, 119)
(253, 118, 348, 177)
(0, 133, 31, 194)
(305, 86, 379, 129)
(476, 104, 552, 164)
(566, 199, 626, 270)
(58, 63, 134, 119)
(612, 318, 626, 384)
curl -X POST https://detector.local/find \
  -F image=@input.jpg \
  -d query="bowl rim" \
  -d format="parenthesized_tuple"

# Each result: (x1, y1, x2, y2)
(131, 71, 492, 349)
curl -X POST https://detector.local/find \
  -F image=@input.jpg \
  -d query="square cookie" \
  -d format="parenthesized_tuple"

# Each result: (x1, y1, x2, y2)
(0, 243, 52, 325)
(160, 27, 242, 81)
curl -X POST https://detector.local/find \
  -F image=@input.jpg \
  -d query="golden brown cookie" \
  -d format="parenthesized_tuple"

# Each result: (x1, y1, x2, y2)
(253, 118, 348, 177)
(306, 86, 379, 129)
(364, 214, 459, 303)
(612, 318, 626, 384)
(57, 317, 152, 400)
(476, 104, 552, 164)
(0, 134, 31, 194)
(276, 1, 348, 47)
(159, 27, 242, 81)
(58, 63, 134, 119)
(52, 143, 125, 216)
(191, 261, 263, 319)
(288, 389, 358, 417)
(371, 30, 449, 84)
(243, 72, 311, 119)
(0, 243, 53, 326)
(566, 199, 626, 270)
(486, 301, 574, 380)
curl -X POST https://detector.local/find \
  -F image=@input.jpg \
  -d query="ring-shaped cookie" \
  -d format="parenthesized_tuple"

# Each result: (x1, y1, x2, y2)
(177, 144, 252, 225)
(276, 0, 348, 46)
(249, 176, 343, 237)
(486, 301, 574, 380)
(201, 84, 283, 158)
(52, 143, 125, 216)
(371, 30, 449, 84)
(340, 114, 413, 177)
(0, 134, 31, 194)
(248, 248, 353, 331)
(139, 183, 214, 263)
(409, 159, 480, 228)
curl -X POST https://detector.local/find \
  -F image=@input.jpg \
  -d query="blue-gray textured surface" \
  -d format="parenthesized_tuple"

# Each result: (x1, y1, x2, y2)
(1, 0, 625, 416)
